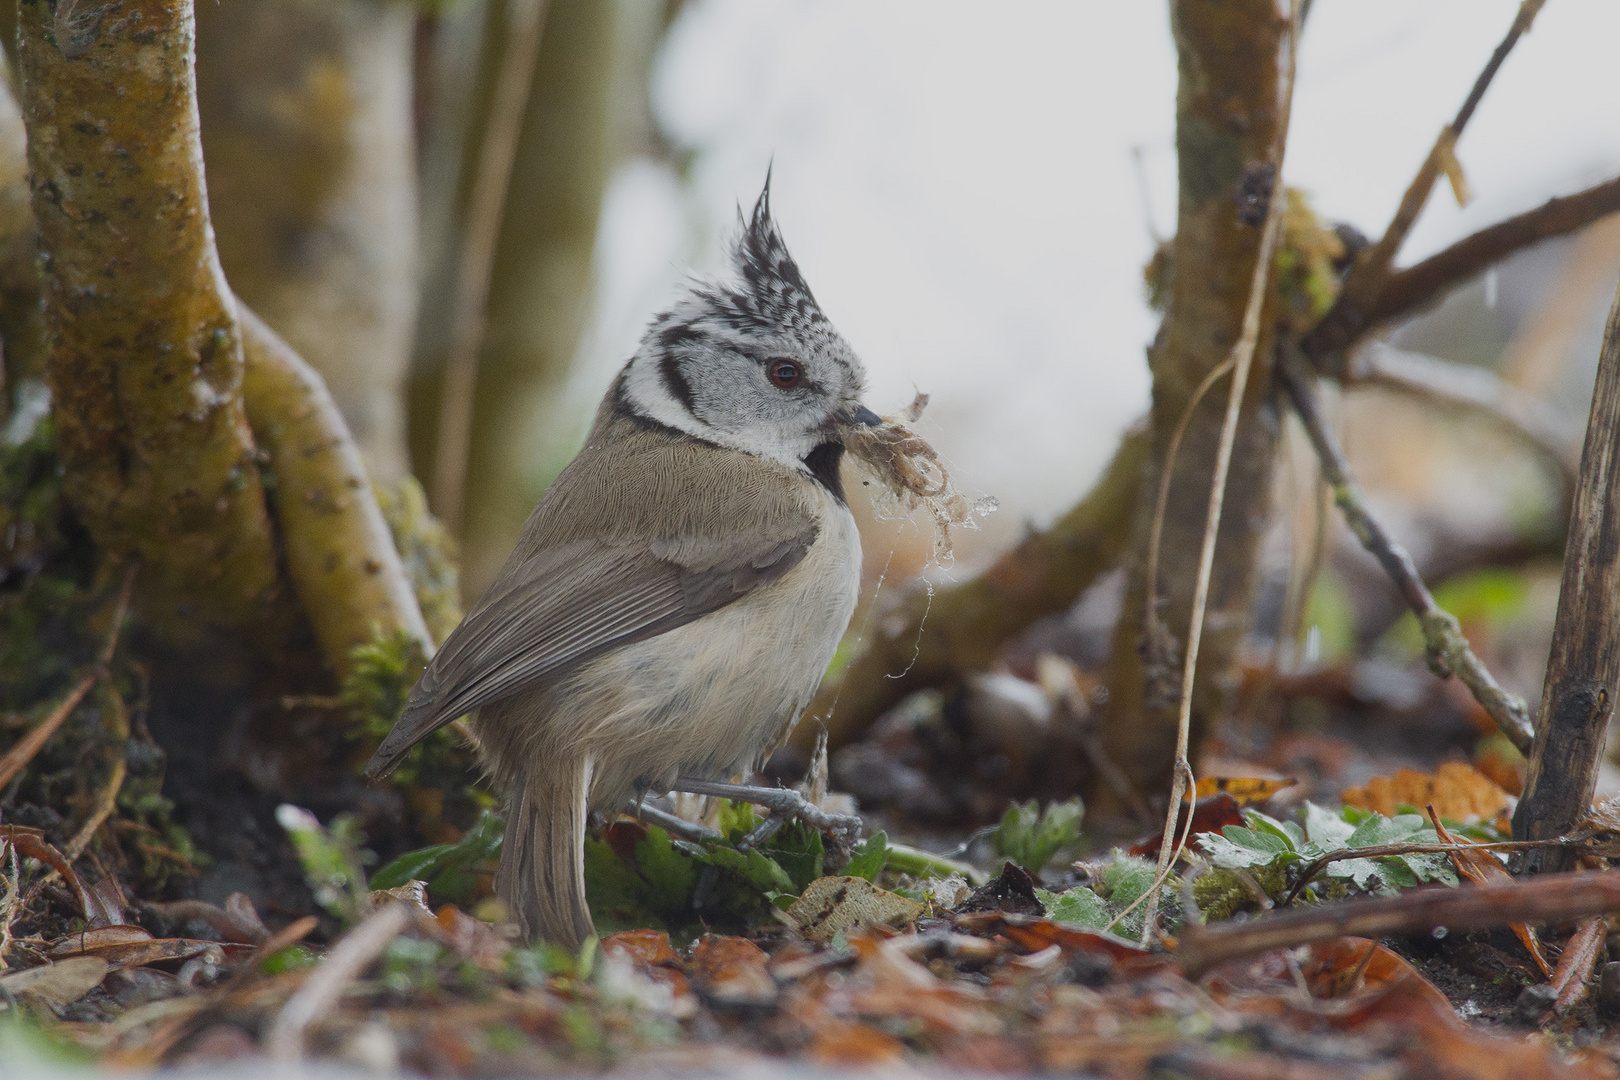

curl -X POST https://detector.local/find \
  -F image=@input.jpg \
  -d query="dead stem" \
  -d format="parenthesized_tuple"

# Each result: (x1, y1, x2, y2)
(1178, 865, 1620, 980)
(1278, 837, 1574, 908)
(1276, 350, 1536, 751)
(1140, 0, 1303, 945)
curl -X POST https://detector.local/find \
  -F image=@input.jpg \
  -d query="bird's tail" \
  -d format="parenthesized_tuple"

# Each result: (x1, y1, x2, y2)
(496, 754, 597, 949)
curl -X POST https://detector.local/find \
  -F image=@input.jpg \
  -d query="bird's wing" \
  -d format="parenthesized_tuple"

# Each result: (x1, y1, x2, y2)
(364, 522, 817, 779)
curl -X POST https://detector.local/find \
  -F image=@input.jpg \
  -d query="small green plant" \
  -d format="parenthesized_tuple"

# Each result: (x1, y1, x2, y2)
(994, 798, 1084, 875)
(1193, 802, 1457, 914)
(1036, 853, 1177, 937)
(277, 804, 374, 924)
(371, 808, 504, 905)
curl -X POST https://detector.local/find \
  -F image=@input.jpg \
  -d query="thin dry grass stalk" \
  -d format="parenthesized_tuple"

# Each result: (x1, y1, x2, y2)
(1139, 0, 1303, 944)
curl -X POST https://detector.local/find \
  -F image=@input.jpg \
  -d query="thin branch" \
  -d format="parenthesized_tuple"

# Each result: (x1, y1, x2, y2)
(1302, 0, 1549, 364)
(1142, 0, 1303, 944)
(1277, 350, 1535, 750)
(430, 0, 551, 532)
(1278, 837, 1573, 908)
(1178, 866, 1620, 980)
(1346, 342, 1581, 481)
(1358, 174, 1620, 336)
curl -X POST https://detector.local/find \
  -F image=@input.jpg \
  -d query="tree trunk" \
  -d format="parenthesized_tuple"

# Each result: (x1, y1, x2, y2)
(195, 0, 420, 484)
(1101, 0, 1285, 800)
(17, 0, 288, 651)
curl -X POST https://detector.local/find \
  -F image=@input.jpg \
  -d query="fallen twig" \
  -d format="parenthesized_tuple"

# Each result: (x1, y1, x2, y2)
(1278, 837, 1573, 909)
(1550, 913, 1606, 1012)
(1277, 350, 1535, 751)
(1302, 0, 1548, 364)
(1178, 868, 1620, 979)
(1141, 0, 1302, 942)
(264, 902, 410, 1062)
(0, 565, 136, 792)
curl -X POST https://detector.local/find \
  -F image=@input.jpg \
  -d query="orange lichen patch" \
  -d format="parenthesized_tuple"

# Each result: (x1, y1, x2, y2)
(1341, 762, 1510, 823)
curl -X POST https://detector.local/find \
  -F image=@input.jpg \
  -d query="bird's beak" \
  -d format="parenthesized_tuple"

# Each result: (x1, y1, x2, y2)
(843, 404, 884, 428)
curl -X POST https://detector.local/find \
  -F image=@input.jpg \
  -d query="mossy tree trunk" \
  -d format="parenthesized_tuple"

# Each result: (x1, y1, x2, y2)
(18, 0, 289, 652)
(15, 0, 429, 682)
(1100, 0, 1286, 799)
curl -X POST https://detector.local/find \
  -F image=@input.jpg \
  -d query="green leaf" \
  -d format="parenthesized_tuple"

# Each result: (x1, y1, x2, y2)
(1301, 801, 1355, 850)
(369, 809, 504, 906)
(993, 798, 1084, 873)
(843, 832, 890, 881)
(698, 843, 797, 895)
(1036, 886, 1111, 929)
(764, 821, 825, 892)
(716, 799, 762, 840)
(634, 826, 699, 900)
(1242, 810, 1303, 849)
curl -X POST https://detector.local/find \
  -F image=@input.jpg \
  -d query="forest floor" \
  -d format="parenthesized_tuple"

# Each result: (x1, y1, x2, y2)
(6, 583, 1620, 1080)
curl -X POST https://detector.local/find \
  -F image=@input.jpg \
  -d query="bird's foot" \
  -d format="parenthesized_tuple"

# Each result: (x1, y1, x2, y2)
(669, 777, 863, 852)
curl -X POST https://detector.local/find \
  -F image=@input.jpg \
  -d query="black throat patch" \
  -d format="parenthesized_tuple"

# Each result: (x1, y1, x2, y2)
(802, 440, 846, 505)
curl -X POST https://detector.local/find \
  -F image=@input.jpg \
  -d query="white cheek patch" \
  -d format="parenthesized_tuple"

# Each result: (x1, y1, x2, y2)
(622, 353, 822, 473)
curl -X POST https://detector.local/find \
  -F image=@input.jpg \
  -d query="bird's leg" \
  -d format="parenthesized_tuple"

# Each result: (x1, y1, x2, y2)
(669, 777, 863, 852)
(632, 798, 722, 842)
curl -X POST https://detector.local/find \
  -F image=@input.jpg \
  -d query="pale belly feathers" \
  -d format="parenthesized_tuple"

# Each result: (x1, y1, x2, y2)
(503, 487, 861, 811)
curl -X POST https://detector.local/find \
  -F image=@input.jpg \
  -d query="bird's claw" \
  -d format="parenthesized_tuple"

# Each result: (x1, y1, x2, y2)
(670, 777, 864, 854)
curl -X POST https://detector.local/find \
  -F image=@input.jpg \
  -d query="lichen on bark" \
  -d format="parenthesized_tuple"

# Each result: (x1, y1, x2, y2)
(18, 0, 286, 648)
(1101, 0, 1287, 798)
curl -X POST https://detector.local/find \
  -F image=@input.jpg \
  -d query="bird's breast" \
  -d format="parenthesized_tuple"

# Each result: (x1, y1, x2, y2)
(554, 492, 861, 806)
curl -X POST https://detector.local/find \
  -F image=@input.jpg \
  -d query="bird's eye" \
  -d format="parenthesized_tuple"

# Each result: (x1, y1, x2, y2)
(767, 358, 801, 388)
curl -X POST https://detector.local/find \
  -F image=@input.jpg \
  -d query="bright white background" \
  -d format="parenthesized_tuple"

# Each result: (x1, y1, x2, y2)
(561, 1, 1620, 557)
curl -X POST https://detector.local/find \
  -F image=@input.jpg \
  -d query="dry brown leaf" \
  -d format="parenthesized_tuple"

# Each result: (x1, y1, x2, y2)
(686, 934, 776, 1007)
(602, 929, 682, 969)
(1194, 776, 1298, 806)
(0, 956, 109, 1007)
(1341, 761, 1509, 823)
(785, 876, 925, 944)
(1551, 915, 1608, 1013)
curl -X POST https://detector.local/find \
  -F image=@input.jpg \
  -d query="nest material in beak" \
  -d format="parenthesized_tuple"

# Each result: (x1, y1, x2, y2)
(842, 393, 997, 562)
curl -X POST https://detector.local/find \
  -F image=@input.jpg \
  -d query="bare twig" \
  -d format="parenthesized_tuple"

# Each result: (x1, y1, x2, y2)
(431, 0, 551, 531)
(0, 565, 135, 792)
(1178, 867, 1620, 980)
(1302, 0, 1548, 364)
(265, 902, 410, 1062)
(1346, 342, 1581, 481)
(1358, 174, 1620, 338)
(1141, 0, 1302, 944)
(1278, 837, 1573, 908)
(1277, 350, 1535, 750)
